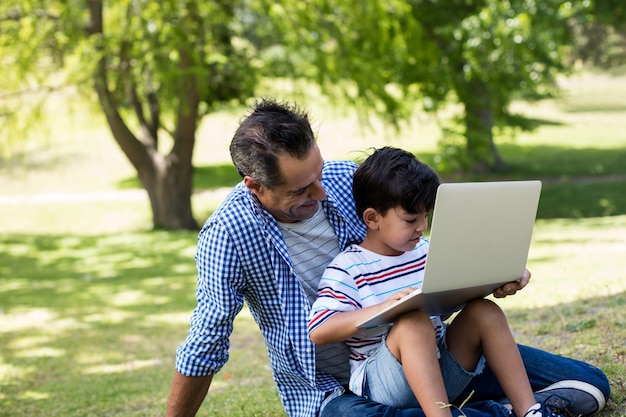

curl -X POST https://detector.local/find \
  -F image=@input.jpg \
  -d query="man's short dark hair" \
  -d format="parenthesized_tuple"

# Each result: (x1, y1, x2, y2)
(229, 98, 316, 188)
(353, 147, 440, 218)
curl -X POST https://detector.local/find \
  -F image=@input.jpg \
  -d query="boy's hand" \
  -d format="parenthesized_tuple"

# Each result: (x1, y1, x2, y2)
(493, 268, 531, 298)
(383, 288, 415, 307)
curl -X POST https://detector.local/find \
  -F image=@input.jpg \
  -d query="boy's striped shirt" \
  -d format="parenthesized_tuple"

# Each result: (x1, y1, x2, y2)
(308, 240, 444, 396)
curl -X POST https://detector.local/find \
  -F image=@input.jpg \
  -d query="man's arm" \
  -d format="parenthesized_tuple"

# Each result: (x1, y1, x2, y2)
(165, 371, 213, 417)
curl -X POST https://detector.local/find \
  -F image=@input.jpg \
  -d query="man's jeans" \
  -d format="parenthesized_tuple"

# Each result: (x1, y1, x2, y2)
(321, 344, 611, 417)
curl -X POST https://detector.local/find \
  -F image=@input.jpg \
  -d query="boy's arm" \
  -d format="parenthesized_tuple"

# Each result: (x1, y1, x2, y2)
(309, 288, 415, 345)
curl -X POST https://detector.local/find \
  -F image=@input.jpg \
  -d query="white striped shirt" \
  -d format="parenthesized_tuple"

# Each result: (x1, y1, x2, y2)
(308, 241, 444, 396)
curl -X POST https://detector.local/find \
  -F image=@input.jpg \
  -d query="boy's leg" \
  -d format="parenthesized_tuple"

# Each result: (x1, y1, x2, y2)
(383, 310, 452, 416)
(446, 299, 537, 417)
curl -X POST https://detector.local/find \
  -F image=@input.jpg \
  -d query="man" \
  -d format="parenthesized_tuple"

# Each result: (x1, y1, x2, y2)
(166, 99, 610, 417)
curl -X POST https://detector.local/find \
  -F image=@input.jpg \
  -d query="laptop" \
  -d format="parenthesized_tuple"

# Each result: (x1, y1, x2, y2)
(357, 180, 542, 329)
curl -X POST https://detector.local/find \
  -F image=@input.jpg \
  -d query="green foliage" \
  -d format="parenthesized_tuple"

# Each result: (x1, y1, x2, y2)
(0, 0, 84, 155)
(2, 0, 624, 170)
(271, 0, 605, 170)
(0, 0, 260, 155)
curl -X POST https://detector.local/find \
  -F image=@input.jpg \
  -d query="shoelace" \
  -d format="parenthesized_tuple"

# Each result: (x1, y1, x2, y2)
(541, 394, 579, 417)
(524, 408, 543, 417)
(523, 394, 580, 417)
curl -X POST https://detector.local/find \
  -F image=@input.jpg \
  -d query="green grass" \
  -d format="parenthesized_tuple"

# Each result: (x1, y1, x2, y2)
(1, 73, 625, 416)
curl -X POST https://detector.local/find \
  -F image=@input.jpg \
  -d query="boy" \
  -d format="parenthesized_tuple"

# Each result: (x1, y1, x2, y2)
(308, 147, 557, 417)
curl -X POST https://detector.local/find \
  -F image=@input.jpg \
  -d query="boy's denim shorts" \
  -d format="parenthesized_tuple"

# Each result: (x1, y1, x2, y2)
(362, 331, 486, 409)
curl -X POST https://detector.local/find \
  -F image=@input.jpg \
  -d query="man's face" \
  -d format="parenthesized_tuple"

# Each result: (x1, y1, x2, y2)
(245, 145, 327, 223)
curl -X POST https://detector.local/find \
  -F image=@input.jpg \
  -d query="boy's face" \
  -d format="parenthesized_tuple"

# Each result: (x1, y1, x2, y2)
(368, 206, 429, 256)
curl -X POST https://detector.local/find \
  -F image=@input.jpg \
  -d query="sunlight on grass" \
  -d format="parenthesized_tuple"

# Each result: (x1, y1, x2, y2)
(109, 290, 157, 307)
(17, 391, 50, 400)
(0, 308, 58, 332)
(0, 200, 153, 235)
(14, 347, 65, 359)
(83, 358, 164, 375)
(497, 215, 626, 310)
(145, 312, 196, 326)
(82, 309, 137, 324)
(558, 74, 626, 113)
(0, 362, 32, 383)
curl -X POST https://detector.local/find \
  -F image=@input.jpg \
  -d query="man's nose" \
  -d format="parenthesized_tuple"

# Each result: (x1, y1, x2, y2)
(310, 180, 327, 200)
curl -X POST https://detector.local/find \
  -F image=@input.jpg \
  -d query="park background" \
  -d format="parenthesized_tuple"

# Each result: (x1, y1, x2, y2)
(1, 1, 626, 416)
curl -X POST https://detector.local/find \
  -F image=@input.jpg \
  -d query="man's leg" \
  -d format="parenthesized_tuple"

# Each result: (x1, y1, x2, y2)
(457, 344, 610, 415)
(321, 392, 512, 417)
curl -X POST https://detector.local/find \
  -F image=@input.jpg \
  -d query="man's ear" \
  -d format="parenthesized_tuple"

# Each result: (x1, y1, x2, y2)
(243, 176, 263, 196)
(362, 207, 380, 230)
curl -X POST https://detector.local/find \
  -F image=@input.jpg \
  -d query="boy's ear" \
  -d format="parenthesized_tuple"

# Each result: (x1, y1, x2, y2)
(362, 208, 380, 230)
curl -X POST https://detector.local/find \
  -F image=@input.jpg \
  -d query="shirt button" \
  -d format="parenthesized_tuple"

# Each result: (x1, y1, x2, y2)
(306, 348, 313, 353)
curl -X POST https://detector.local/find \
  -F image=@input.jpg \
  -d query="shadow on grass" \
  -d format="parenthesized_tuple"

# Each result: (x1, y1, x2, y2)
(0, 231, 197, 415)
(504, 292, 626, 417)
(0, 231, 198, 313)
(0, 231, 282, 416)
(417, 144, 626, 181)
(115, 144, 626, 221)
(0, 225, 623, 416)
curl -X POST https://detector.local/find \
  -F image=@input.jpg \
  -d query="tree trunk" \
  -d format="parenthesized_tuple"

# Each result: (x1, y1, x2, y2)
(460, 79, 507, 173)
(141, 152, 198, 230)
(87, 0, 199, 230)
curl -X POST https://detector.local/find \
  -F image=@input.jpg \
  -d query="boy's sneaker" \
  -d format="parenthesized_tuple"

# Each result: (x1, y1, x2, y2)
(534, 380, 606, 416)
(523, 398, 568, 417)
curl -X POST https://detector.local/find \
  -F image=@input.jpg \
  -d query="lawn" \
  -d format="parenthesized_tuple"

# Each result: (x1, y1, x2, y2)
(0, 73, 625, 416)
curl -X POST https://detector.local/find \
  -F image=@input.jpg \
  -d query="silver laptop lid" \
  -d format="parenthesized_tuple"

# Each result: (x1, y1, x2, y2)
(422, 180, 542, 293)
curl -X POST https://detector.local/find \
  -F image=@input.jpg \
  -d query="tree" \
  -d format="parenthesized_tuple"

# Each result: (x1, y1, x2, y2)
(2, 0, 612, 231)
(570, 0, 626, 69)
(1, 0, 257, 230)
(273, 0, 585, 172)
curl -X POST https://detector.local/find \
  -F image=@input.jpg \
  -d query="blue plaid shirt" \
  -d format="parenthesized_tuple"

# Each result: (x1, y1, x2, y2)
(175, 160, 367, 417)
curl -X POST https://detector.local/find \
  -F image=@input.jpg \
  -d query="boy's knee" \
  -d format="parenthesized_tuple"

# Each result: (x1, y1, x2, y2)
(387, 310, 437, 352)
(392, 310, 434, 333)
(465, 298, 506, 321)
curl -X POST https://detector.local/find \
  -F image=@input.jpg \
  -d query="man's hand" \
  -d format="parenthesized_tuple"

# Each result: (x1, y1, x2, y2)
(492, 268, 531, 298)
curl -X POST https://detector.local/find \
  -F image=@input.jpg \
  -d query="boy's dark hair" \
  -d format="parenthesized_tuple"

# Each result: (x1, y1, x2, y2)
(229, 98, 316, 188)
(353, 147, 440, 218)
